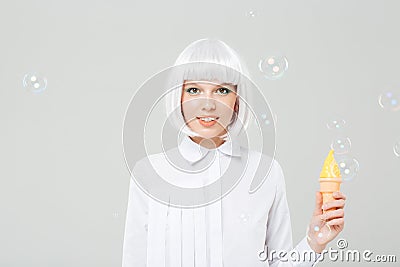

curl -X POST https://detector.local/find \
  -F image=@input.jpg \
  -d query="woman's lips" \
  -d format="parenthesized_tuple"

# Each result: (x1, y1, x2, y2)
(197, 116, 219, 127)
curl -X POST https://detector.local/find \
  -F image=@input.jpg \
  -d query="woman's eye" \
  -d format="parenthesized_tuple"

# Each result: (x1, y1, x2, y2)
(186, 87, 200, 95)
(216, 87, 231, 95)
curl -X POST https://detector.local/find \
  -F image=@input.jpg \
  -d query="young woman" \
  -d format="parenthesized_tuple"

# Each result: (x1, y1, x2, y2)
(122, 39, 346, 267)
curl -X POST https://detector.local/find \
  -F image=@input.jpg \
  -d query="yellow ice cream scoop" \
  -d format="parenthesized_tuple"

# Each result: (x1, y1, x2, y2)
(319, 150, 342, 213)
(320, 150, 342, 178)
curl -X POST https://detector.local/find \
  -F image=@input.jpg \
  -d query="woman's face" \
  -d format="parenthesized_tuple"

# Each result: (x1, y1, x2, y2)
(181, 80, 238, 139)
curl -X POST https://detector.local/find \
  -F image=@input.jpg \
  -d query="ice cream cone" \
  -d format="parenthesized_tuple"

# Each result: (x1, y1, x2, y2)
(319, 177, 342, 213)
(319, 150, 342, 213)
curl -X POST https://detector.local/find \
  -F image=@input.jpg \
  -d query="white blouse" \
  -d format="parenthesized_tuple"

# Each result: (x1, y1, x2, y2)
(122, 135, 321, 267)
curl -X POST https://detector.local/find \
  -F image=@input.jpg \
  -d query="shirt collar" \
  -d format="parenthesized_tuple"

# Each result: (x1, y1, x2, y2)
(178, 135, 241, 165)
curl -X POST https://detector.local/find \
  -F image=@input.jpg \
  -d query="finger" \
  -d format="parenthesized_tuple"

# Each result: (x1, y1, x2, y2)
(332, 191, 346, 200)
(321, 208, 344, 221)
(313, 191, 323, 216)
(327, 217, 344, 226)
(323, 199, 345, 211)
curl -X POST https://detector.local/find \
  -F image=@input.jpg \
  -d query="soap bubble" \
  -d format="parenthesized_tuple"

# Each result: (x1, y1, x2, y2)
(306, 223, 332, 242)
(336, 155, 359, 181)
(394, 139, 400, 157)
(239, 212, 251, 224)
(124, 62, 276, 207)
(259, 113, 277, 127)
(23, 72, 47, 93)
(378, 91, 400, 111)
(331, 136, 351, 154)
(327, 119, 346, 130)
(245, 10, 257, 18)
(258, 56, 288, 80)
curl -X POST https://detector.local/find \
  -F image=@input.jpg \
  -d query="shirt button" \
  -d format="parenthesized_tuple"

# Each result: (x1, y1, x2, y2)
(144, 223, 148, 232)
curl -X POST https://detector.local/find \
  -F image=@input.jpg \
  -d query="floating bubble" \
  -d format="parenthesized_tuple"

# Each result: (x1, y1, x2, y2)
(336, 156, 359, 181)
(306, 223, 332, 242)
(331, 136, 351, 154)
(327, 119, 346, 130)
(259, 113, 277, 127)
(23, 72, 47, 93)
(239, 212, 251, 223)
(258, 56, 288, 80)
(245, 10, 257, 18)
(124, 62, 276, 207)
(378, 91, 400, 111)
(394, 139, 400, 157)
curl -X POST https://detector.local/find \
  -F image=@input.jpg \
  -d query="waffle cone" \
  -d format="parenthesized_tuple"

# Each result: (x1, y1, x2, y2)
(319, 178, 342, 213)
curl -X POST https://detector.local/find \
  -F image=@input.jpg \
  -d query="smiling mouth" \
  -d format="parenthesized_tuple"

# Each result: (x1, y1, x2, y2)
(196, 116, 219, 127)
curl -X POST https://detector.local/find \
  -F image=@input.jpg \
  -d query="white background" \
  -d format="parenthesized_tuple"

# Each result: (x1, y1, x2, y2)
(1, 0, 399, 266)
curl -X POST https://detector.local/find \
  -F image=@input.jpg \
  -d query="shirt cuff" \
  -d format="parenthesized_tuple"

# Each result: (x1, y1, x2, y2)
(294, 236, 322, 267)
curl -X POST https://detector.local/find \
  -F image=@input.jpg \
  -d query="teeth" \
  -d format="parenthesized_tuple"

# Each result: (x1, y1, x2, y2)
(200, 117, 216, 122)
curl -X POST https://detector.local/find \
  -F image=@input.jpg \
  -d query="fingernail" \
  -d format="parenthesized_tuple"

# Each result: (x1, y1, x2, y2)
(322, 204, 327, 210)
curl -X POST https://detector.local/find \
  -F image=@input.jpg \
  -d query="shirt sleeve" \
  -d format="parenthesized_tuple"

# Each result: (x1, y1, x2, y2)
(264, 161, 322, 267)
(121, 175, 149, 267)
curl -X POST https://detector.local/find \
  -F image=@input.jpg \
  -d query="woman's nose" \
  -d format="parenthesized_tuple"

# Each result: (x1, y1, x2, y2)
(201, 97, 216, 111)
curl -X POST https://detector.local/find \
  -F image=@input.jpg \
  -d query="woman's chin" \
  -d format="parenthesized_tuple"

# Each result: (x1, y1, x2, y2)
(194, 131, 225, 140)
(187, 124, 227, 140)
